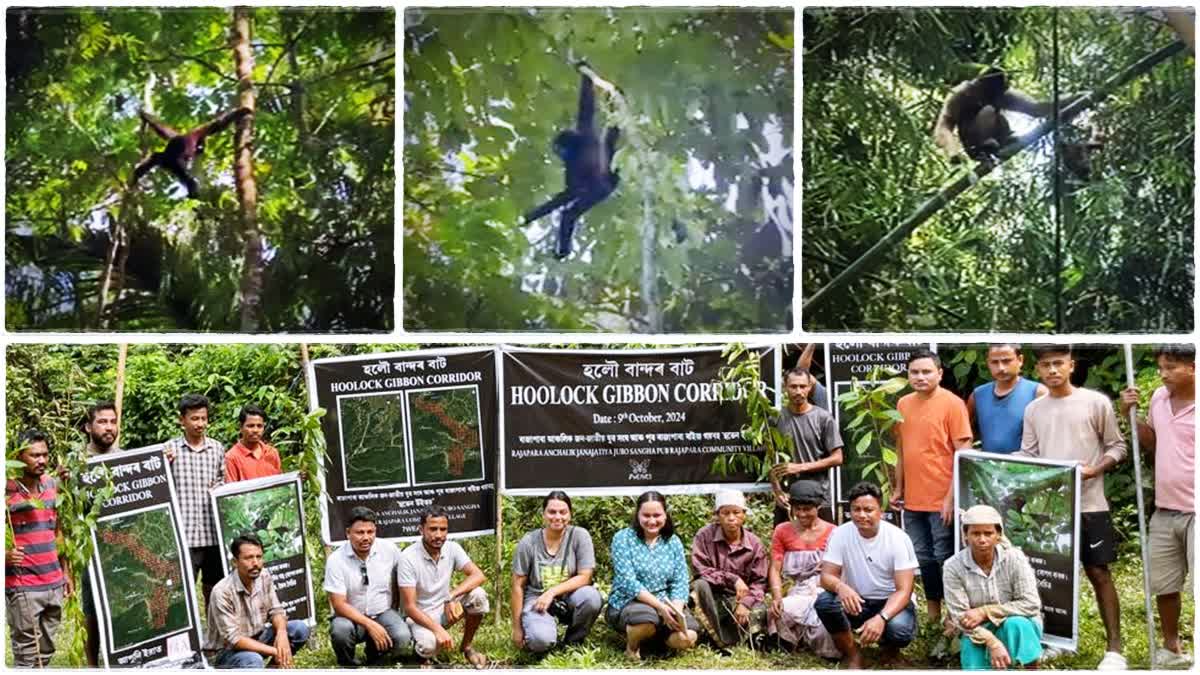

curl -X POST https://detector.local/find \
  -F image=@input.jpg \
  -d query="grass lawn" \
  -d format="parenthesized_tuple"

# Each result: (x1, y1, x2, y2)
(5, 556, 1193, 669)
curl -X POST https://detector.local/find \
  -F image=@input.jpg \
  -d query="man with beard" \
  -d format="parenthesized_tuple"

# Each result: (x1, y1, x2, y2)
(815, 482, 917, 668)
(6, 430, 70, 667)
(78, 401, 121, 666)
(1021, 344, 1126, 670)
(966, 344, 1048, 454)
(769, 367, 843, 525)
(1121, 344, 1195, 669)
(203, 533, 310, 668)
(325, 507, 411, 666)
(397, 505, 490, 668)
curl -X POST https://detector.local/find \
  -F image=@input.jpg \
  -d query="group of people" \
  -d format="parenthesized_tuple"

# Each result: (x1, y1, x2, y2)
(6, 395, 293, 668)
(767, 343, 1194, 670)
(4, 342, 1194, 670)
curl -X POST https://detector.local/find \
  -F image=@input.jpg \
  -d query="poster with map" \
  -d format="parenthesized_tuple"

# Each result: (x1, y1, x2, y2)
(211, 472, 315, 625)
(308, 347, 499, 543)
(83, 445, 205, 668)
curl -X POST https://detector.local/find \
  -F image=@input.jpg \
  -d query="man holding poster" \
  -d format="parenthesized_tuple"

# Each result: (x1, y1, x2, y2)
(1021, 345, 1127, 670)
(1121, 344, 1195, 669)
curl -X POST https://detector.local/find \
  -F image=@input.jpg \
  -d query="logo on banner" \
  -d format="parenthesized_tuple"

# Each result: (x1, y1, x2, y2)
(628, 459, 652, 481)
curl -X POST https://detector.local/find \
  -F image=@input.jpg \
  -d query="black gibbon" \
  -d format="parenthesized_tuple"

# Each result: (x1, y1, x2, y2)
(523, 70, 620, 259)
(132, 107, 252, 198)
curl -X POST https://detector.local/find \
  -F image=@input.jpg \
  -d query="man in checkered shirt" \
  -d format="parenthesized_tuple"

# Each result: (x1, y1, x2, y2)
(165, 393, 226, 605)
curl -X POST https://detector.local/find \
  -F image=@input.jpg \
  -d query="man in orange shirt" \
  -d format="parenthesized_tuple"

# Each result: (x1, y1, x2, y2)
(889, 350, 972, 657)
(224, 404, 282, 482)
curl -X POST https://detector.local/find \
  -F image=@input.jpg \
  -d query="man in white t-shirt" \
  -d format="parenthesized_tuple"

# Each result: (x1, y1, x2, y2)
(815, 481, 917, 668)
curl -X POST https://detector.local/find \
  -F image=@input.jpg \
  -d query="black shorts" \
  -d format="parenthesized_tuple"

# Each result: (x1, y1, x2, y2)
(189, 545, 226, 585)
(1080, 511, 1117, 566)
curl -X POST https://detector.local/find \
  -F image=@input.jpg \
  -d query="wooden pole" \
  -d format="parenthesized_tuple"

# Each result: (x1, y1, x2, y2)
(494, 491, 504, 627)
(1123, 345, 1157, 668)
(113, 344, 128, 446)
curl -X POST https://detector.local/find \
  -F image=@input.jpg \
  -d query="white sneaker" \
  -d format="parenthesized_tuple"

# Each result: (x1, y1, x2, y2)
(1155, 647, 1193, 670)
(1097, 651, 1128, 670)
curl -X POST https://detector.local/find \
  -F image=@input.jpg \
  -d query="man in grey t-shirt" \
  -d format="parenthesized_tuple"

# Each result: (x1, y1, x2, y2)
(397, 506, 489, 667)
(512, 519, 602, 652)
(770, 367, 844, 524)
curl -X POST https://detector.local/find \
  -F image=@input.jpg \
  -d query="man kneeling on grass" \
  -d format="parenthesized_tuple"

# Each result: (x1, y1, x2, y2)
(203, 533, 310, 668)
(397, 505, 490, 669)
(815, 482, 917, 669)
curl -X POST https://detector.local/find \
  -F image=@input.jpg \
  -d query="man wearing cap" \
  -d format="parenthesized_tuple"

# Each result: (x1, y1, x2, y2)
(943, 505, 1043, 670)
(689, 490, 769, 649)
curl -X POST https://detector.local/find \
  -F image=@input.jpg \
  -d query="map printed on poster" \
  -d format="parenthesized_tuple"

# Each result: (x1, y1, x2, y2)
(211, 472, 316, 625)
(502, 345, 779, 495)
(83, 445, 206, 668)
(308, 347, 498, 543)
(955, 451, 1082, 650)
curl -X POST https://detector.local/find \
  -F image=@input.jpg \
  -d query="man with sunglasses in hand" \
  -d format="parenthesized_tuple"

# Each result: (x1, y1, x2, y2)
(325, 507, 412, 666)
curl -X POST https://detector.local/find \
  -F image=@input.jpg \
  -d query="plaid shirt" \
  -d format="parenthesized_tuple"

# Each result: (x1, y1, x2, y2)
(943, 542, 1043, 644)
(165, 435, 225, 548)
(203, 568, 286, 654)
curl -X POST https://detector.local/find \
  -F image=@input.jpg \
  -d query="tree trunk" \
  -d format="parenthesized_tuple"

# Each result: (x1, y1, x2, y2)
(114, 344, 128, 446)
(233, 8, 262, 332)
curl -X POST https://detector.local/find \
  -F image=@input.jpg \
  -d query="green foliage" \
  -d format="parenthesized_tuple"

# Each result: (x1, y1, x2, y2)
(960, 459, 1073, 556)
(803, 7, 1193, 331)
(7, 7, 395, 330)
(216, 484, 303, 562)
(404, 8, 794, 331)
(711, 343, 790, 480)
(836, 366, 908, 503)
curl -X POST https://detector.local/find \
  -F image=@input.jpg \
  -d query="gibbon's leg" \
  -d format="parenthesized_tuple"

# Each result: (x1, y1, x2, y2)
(164, 160, 200, 198)
(132, 152, 164, 183)
(555, 191, 605, 259)
(523, 190, 572, 224)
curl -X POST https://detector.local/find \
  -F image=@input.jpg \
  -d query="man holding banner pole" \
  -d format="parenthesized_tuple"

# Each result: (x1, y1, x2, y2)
(1020, 345, 1127, 670)
(1121, 344, 1195, 669)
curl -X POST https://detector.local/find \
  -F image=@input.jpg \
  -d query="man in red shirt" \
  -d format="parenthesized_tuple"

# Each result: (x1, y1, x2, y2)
(6, 430, 70, 667)
(224, 404, 282, 482)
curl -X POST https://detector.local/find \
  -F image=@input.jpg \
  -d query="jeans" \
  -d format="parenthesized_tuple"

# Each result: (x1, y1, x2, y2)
(330, 609, 412, 665)
(521, 586, 603, 653)
(214, 620, 310, 668)
(904, 510, 953, 602)
(814, 591, 915, 648)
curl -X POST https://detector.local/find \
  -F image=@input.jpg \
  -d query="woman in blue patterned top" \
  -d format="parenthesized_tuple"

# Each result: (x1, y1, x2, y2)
(606, 491, 699, 660)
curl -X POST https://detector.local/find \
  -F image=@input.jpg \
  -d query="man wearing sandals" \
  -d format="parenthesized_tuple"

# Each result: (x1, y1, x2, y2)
(397, 505, 490, 668)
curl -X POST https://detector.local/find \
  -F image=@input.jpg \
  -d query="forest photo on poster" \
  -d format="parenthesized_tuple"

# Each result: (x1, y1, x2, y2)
(94, 506, 190, 651)
(339, 393, 410, 489)
(215, 484, 303, 563)
(408, 387, 483, 485)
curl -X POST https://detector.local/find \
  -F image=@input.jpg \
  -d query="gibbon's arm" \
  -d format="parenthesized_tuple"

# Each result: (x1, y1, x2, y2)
(190, 106, 252, 141)
(138, 111, 178, 140)
(932, 81, 969, 157)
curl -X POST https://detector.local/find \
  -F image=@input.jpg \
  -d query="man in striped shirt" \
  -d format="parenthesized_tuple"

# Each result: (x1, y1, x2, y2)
(6, 430, 70, 667)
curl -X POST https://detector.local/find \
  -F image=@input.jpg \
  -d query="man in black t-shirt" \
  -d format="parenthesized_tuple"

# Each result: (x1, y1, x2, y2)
(770, 367, 843, 525)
